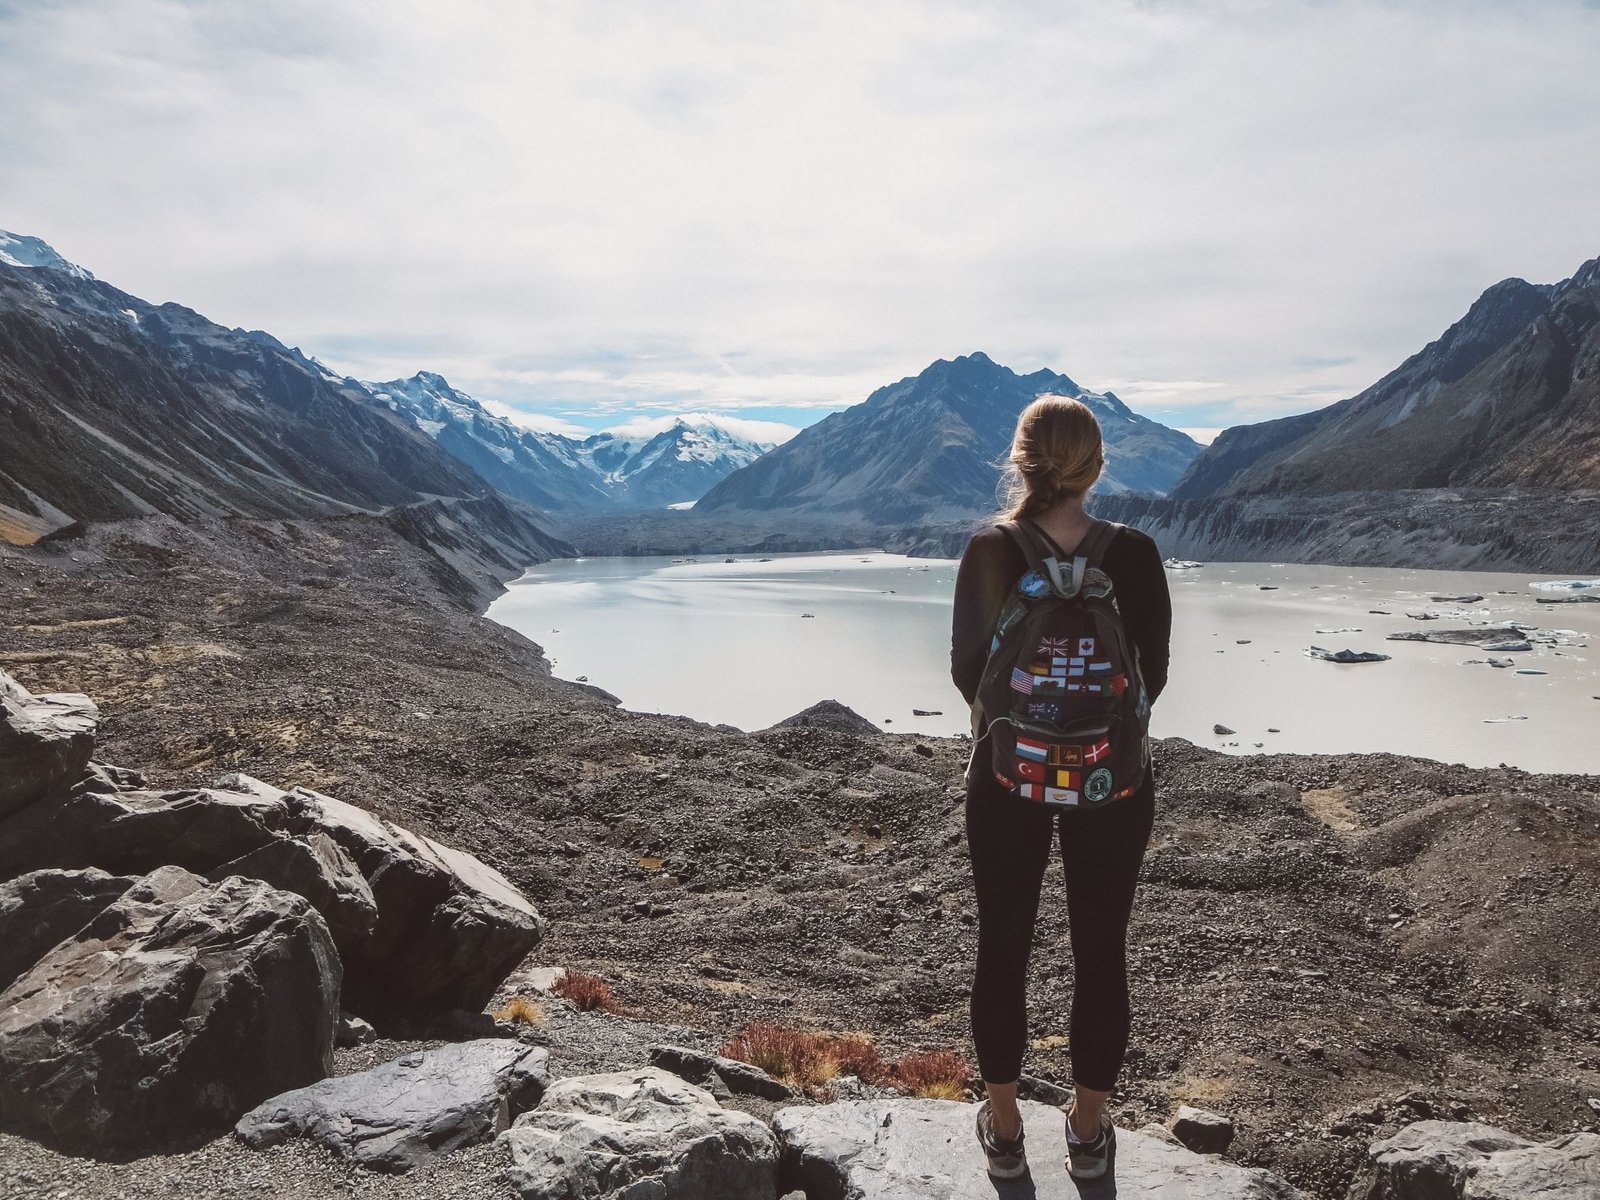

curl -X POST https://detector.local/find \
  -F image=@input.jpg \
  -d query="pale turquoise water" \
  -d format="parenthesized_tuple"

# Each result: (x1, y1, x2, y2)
(487, 552, 1600, 775)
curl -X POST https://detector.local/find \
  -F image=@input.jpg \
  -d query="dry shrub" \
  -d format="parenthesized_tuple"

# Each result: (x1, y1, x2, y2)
(828, 1033, 890, 1085)
(721, 1023, 891, 1092)
(552, 971, 624, 1014)
(893, 1049, 972, 1100)
(494, 995, 545, 1026)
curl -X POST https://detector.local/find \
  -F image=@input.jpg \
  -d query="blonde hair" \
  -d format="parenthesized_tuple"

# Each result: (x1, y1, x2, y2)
(999, 394, 1104, 520)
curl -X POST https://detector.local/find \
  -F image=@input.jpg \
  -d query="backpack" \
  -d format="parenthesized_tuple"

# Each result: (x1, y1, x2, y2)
(973, 517, 1151, 810)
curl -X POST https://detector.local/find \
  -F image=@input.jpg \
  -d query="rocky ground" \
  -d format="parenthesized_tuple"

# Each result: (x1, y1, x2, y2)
(2, 513, 1599, 1198)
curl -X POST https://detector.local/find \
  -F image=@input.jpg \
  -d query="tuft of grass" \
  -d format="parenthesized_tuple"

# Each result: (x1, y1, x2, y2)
(721, 1023, 892, 1093)
(892, 1049, 972, 1100)
(552, 971, 625, 1014)
(494, 995, 545, 1026)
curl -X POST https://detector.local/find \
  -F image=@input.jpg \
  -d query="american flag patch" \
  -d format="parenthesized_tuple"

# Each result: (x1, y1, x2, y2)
(1011, 668, 1034, 694)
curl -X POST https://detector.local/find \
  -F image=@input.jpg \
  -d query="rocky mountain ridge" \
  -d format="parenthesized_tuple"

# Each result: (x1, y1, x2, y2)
(1173, 256, 1600, 499)
(0, 231, 568, 572)
(695, 352, 1202, 522)
(360, 372, 777, 511)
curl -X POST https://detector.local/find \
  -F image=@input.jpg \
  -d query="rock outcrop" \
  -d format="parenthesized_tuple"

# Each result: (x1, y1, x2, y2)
(0, 868, 137, 993)
(0, 679, 544, 1023)
(218, 773, 544, 1016)
(499, 1068, 778, 1200)
(0, 670, 97, 819)
(774, 1099, 1307, 1199)
(236, 1039, 550, 1172)
(0, 865, 340, 1156)
(1360, 1120, 1600, 1199)
(648, 1044, 798, 1102)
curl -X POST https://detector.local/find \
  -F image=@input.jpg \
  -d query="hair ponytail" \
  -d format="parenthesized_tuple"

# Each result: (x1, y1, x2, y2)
(998, 395, 1104, 521)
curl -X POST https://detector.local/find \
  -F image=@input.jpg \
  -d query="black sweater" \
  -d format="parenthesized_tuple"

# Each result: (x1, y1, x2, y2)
(950, 523, 1172, 710)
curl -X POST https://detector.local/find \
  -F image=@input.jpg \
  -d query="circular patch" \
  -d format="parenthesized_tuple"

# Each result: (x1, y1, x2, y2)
(1084, 767, 1113, 803)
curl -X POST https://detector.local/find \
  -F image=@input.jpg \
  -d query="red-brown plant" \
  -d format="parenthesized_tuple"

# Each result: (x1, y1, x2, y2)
(552, 971, 624, 1014)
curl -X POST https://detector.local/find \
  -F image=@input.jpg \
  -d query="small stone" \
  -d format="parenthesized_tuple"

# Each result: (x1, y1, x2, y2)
(1213, 724, 1236, 736)
(1170, 1105, 1235, 1155)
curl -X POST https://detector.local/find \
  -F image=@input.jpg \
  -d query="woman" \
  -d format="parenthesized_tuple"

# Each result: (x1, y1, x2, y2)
(950, 395, 1171, 1181)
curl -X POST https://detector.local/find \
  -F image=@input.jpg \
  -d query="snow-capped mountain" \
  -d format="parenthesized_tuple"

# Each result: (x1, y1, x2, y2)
(360, 373, 778, 509)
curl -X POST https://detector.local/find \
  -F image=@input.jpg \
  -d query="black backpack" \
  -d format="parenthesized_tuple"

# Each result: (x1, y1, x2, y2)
(974, 517, 1151, 810)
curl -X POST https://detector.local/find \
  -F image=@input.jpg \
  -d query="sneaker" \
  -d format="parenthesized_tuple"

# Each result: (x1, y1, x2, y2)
(975, 1099, 1028, 1179)
(1065, 1106, 1114, 1180)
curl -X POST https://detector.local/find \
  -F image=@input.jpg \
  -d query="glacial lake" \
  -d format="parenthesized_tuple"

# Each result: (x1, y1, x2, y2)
(487, 553, 1600, 775)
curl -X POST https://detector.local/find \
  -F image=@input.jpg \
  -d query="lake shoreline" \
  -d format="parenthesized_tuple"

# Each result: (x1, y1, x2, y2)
(491, 551, 1600, 775)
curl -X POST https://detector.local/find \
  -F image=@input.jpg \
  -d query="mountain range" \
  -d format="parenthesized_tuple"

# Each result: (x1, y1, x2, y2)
(1172, 257, 1600, 499)
(357, 372, 775, 510)
(695, 352, 1202, 523)
(0, 231, 771, 545)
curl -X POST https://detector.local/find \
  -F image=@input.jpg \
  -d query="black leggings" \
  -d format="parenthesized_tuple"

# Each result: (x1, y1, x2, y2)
(965, 772, 1155, 1092)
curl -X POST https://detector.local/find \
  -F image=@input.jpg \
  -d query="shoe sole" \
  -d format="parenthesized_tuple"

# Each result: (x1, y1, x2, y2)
(987, 1158, 1029, 1180)
(1067, 1160, 1108, 1179)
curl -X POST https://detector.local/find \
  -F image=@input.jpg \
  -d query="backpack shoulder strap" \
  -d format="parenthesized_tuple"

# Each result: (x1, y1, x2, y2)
(998, 518, 1080, 596)
(1081, 518, 1124, 568)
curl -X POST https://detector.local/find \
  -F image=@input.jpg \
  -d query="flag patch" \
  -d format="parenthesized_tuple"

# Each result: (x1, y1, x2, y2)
(1015, 737, 1049, 762)
(1016, 782, 1043, 801)
(1016, 759, 1046, 783)
(1083, 738, 1112, 764)
(1011, 668, 1034, 694)
(1052, 768, 1080, 789)
(1043, 787, 1079, 806)
(1039, 637, 1072, 656)
(1025, 699, 1061, 722)
(1077, 637, 1096, 656)
(1049, 744, 1083, 767)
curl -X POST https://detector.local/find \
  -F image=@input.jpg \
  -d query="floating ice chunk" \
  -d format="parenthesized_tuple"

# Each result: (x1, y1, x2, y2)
(1530, 579, 1600, 591)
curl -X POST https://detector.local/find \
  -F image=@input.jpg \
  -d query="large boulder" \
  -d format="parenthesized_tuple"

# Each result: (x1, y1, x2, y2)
(0, 766, 542, 1019)
(0, 783, 291, 879)
(206, 831, 377, 952)
(0, 668, 98, 820)
(236, 1039, 549, 1172)
(221, 774, 545, 1016)
(0, 868, 137, 993)
(773, 1099, 1307, 1199)
(1361, 1120, 1600, 1199)
(0, 865, 341, 1156)
(499, 1068, 778, 1200)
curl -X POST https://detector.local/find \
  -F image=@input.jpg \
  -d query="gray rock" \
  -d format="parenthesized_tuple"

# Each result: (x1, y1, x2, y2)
(207, 831, 377, 952)
(0, 782, 290, 879)
(1016, 1073, 1073, 1106)
(1213, 723, 1236, 735)
(223, 774, 545, 1016)
(0, 866, 340, 1155)
(1387, 629, 1533, 651)
(0, 868, 137, 994)
(74, 762, 146, 794)
(1363, 1120, 1600, 1199)
(335, 1011, 376, 1047)
(500, 1068, 778, 1200)
(0, 668, 98, 820)
(1171, 1104, 1235, 1154)
(0, 764, 543, 1022)
(773, 1099, 1306, 1199)
(649, 1043, 798, 1102)
(236, 1040, 549, 1172)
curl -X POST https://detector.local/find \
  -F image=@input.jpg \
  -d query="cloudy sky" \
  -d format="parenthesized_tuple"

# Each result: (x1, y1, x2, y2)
(3, 0, 1598, 442)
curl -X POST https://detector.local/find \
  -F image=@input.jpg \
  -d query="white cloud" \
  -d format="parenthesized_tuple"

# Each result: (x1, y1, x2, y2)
(1180, 427, 1225, 446)
(2, 0, 1598, 433)
(476, 398, 589, 437)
